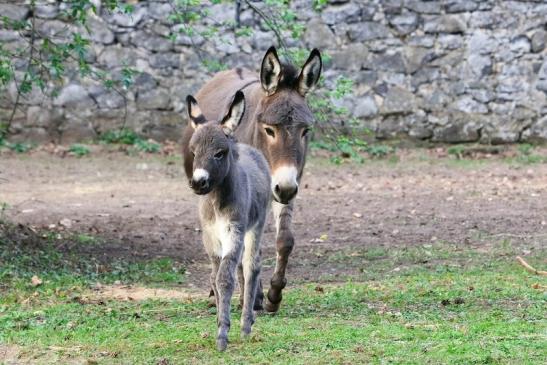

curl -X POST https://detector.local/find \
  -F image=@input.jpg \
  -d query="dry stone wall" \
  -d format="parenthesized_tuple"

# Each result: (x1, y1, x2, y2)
(1, 0, 546, 144)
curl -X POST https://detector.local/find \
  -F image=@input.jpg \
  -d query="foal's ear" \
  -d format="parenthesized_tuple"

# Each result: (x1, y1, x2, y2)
(186, 95, 206, 129)
(297, 48, 322, 97)
(260, 46, 282, 95)
(221, 90, 245, 135)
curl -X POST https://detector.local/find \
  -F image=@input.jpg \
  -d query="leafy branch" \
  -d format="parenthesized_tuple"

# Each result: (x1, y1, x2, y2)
(0, 0, 135, 136)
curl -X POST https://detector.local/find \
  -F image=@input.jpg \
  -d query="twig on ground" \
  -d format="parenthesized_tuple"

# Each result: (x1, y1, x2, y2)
(516, 256, 547, 276)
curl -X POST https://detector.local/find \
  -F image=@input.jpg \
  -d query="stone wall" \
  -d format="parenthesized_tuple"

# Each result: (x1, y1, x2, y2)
(1, 0, 547, 144)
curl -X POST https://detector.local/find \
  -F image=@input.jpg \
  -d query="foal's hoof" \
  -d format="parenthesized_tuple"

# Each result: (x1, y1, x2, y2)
(240, 328, 252, 339)
(216, 337, 228, 351)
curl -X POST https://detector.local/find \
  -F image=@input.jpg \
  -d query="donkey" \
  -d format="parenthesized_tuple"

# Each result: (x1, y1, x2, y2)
(186, 90, 271, 351)
(183, 46, 322, 313)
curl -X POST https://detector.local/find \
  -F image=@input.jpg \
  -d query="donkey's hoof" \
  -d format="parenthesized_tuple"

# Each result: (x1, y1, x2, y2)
(216, 337, 228, 351)
(263, 298, 281, 313)
(253, 299, 264, 311)
(240, 327, 252, 339)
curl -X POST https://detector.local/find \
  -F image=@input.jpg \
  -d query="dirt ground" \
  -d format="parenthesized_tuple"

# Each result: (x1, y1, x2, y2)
(1, 148, 546, 291)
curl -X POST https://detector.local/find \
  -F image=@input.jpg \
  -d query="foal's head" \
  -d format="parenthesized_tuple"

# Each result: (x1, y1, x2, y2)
(187, 91, 245, 195)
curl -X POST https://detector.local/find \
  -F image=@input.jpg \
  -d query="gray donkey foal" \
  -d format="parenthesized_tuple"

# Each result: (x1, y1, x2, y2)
(186, 90, 271, 351)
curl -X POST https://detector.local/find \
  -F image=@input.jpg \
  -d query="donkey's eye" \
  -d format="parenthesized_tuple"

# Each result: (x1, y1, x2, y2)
(302, 128, 311, 138)
(264, 127, 275, 138)
(214, 150, 226, 159)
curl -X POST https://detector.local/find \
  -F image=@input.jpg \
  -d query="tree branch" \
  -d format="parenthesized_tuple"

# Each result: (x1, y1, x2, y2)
(242, 0, 289, 56)
(7, 4, 36, 134)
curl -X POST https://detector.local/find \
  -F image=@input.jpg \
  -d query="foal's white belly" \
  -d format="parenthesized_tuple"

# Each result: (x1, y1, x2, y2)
(202, 217, 256, 259)
(202, 217, 233, 258)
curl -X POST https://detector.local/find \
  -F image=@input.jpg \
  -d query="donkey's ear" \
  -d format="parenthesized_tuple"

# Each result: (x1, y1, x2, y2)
(221, 91, 245, 135)
(260, 46, 282, 95)
(297, 48, 322, 97)
(186, 95, 206, 129)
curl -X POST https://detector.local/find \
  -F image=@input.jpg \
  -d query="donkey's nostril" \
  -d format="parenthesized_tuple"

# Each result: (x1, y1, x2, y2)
(273, 184, 298, 204)
(191, 176, 209, 191)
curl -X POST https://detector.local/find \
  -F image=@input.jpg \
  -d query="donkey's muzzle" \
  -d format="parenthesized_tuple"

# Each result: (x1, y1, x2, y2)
(190, 176, 210, 194)
(273, 184, 298, 204)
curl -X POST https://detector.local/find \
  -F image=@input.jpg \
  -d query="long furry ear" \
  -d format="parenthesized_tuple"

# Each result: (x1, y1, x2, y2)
(186, 95, 206, 129)
(297, 49, 322, 96)
(260, 46, 282, 95)
(221, 90, 245, 135)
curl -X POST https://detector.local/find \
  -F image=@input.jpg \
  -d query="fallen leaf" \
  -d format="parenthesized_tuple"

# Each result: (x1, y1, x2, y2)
(59, 218, 72, 228)
(314, 285, 324, 293)
(353, 213, 362, 218)
(31, 275, 42, 287)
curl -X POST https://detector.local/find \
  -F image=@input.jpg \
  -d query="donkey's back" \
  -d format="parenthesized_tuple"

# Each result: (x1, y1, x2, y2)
(236, 143, 271, 219)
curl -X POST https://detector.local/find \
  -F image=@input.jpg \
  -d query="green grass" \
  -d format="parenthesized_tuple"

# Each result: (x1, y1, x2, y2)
(68, 144, 91, 157)
(134, 139, 161, 153)
(2, 141, 34, 153)
(0, 223, 186, 288)
(1, 223, 546, 364)
(98, 128, 161, 154)
(99, 129, 140, 145)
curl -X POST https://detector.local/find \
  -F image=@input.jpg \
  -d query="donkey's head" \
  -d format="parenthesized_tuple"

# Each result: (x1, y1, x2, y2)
(187, 91, 245, 195)
(255, 47, 322, 204)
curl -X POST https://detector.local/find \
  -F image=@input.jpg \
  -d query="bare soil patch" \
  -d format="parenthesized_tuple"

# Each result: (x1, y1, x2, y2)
(1, 148, 546, 290)
(92, 283, 205, 302)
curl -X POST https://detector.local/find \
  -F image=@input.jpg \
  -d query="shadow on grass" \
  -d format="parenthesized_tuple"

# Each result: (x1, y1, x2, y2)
(0, 220, 186, 288)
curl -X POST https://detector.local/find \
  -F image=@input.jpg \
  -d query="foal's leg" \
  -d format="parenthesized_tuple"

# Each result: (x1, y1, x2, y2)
(241, 226, 263, 337)
(210, 256, 221, 313)
(237, 264, 244, 309)
(215, 228, 243, 351)
(202, 231, 220, 309)
(264, 201, 295, 313)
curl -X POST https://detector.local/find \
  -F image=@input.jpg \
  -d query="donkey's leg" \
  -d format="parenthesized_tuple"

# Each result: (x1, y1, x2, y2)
(253, 248, 264, 310)
(264, 201, 295, 313)
(215, 229, 243, 351)
(254, 274, 264, 310)
(210, 256, 221, 316)
(201, 229, 220, 309)
(208, 289, 216, 308)
(241, 226, 263, 337)
(237, 263, 244, 309)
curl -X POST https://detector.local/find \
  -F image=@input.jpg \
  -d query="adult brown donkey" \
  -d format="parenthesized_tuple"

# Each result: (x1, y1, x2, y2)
(182, 46, 322, 313)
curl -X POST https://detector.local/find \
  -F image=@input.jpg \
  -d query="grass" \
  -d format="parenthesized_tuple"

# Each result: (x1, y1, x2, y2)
(69, 144, 91, 157)
(0, 222, 186, 288)
(1, 141, 34, 153)
(1, 223, 545, 364)
(98, 128, 161, 154)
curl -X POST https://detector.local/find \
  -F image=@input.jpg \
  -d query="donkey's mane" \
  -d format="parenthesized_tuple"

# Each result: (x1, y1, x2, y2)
(228, 134, 240, 161)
